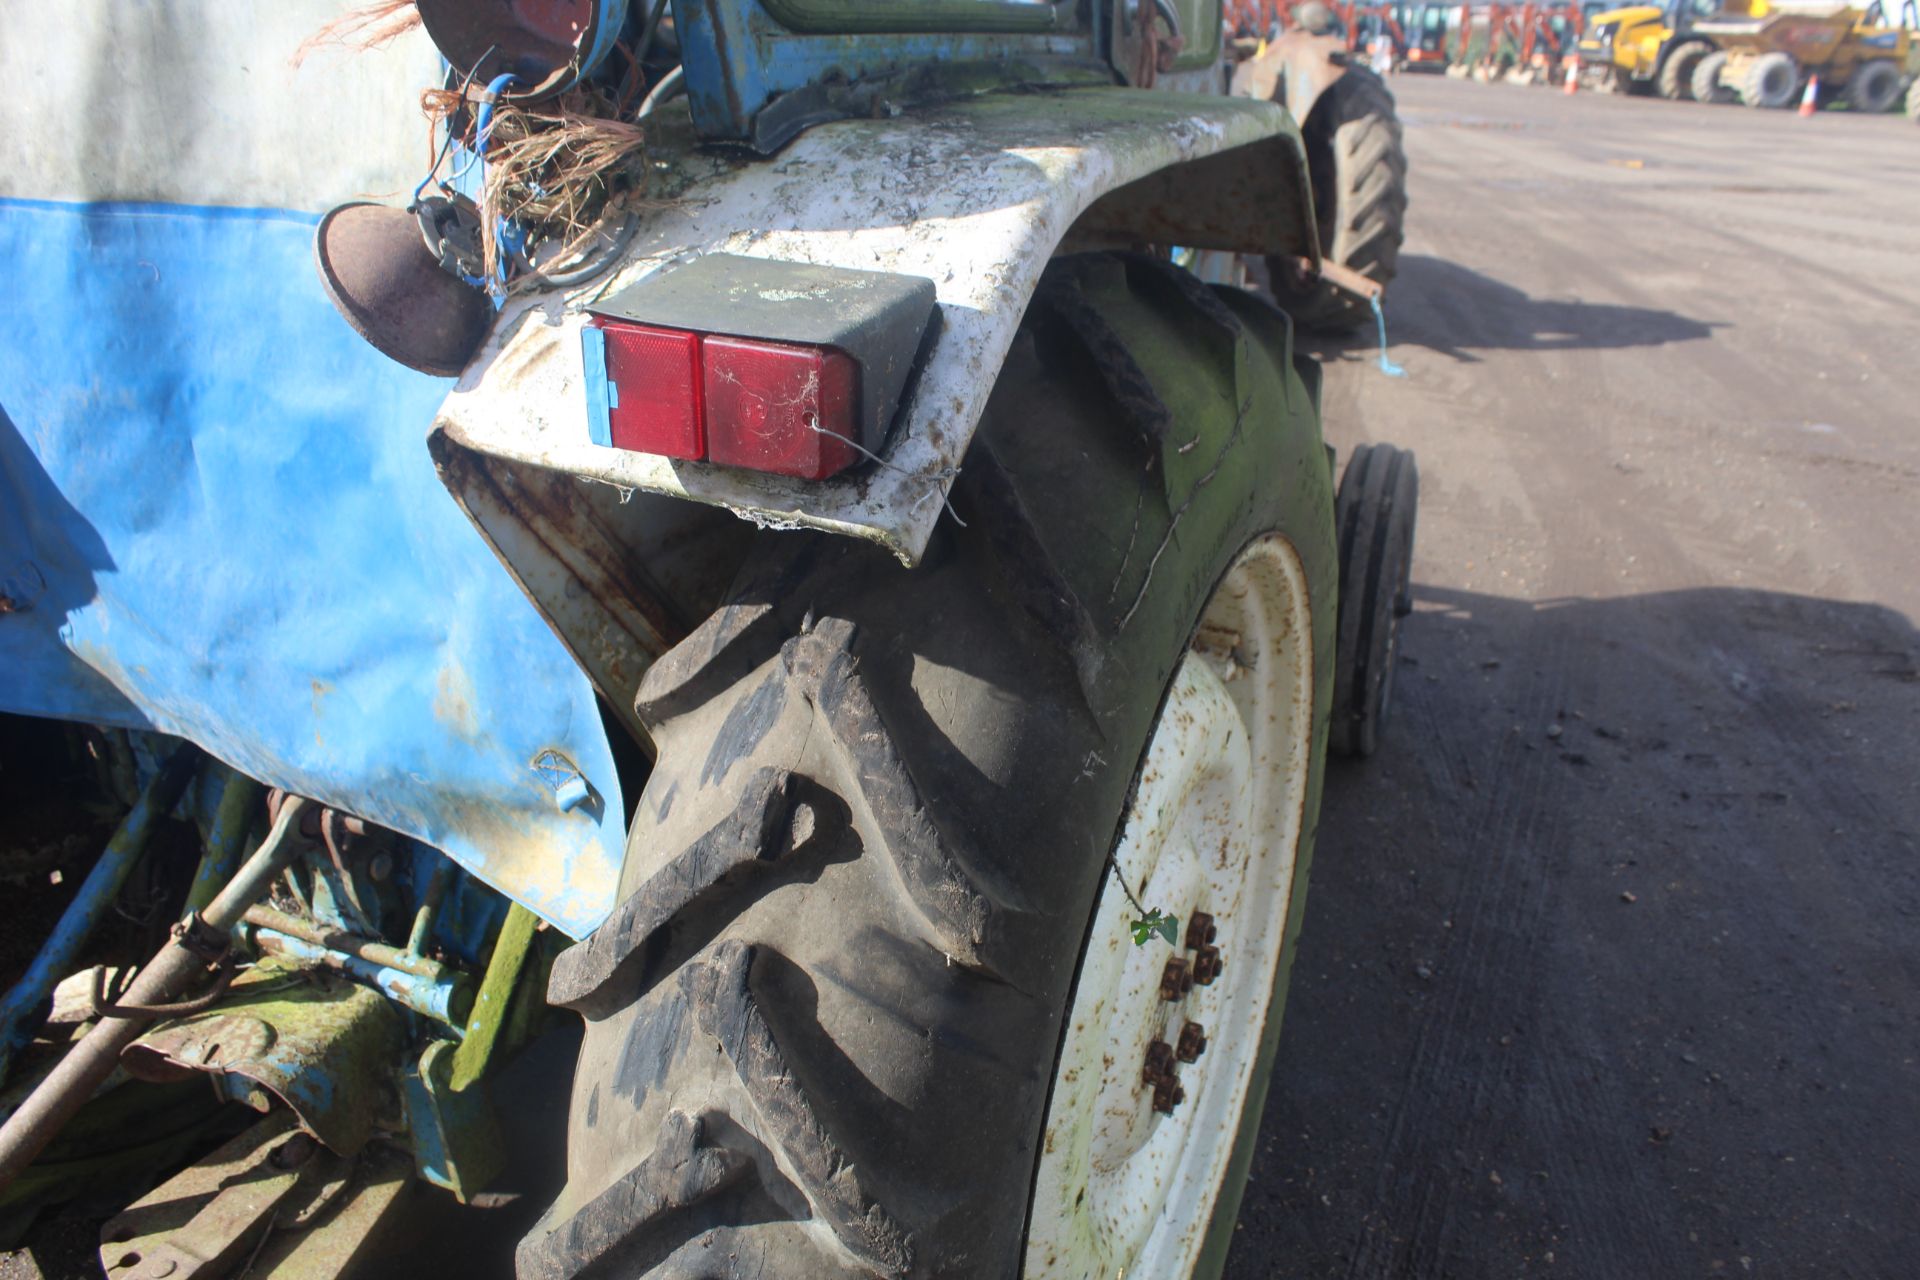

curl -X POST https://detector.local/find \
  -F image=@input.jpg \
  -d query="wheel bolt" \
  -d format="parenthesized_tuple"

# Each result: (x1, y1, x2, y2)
(1192, 943, 1224, 986)
(1142, 1038, 1185, 1113)
(1176, 1021, 1208, 1063)
(1159, 956, 1194, 1001)
(1185, 912, 1218, 949)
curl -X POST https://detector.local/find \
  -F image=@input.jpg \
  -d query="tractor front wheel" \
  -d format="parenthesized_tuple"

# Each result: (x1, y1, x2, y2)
(1328, 444, 1419, 758)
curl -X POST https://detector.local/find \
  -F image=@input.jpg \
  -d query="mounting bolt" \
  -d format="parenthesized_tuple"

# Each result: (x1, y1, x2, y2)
(1185, 912, 1217, 950)
(1176, 1021, 1208, 1063)
(1159, 956, 1194, 1001)
(1142, 1038, 1185, 1114)
(1192, 944, 1224, 986)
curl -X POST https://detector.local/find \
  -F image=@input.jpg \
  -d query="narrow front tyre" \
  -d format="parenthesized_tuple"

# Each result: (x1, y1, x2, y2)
(1328, 443, 1419, 759)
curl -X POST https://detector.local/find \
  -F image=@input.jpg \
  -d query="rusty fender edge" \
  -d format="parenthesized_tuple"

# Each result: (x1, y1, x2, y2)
(431, 88, 1317, 610)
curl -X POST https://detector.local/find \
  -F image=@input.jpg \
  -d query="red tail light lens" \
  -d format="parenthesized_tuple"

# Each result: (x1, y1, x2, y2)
(592, 319, 703, 460)
(583, 320, 862, 481)
(702, 336, 858, 481)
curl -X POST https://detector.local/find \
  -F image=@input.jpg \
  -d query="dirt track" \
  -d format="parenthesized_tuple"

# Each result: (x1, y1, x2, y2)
(1224, 75, 1920, 1278)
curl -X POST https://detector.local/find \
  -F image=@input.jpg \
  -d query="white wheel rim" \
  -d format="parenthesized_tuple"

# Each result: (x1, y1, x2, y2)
(1025, 533, 1316, 1279)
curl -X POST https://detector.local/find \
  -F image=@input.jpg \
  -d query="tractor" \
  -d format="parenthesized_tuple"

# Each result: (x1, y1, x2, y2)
(0, 1, 1419, 1277)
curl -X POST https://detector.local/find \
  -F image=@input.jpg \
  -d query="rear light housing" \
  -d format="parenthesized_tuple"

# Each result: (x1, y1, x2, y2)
(581, 254, 936, 482)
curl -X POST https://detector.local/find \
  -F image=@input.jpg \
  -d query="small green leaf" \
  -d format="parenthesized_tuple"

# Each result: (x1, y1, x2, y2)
(1130, 909, 1180, 947)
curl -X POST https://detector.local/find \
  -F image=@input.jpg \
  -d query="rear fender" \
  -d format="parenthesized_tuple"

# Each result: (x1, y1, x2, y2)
(431, 89, 1316, 720)
(1228, 30, 1354, 140)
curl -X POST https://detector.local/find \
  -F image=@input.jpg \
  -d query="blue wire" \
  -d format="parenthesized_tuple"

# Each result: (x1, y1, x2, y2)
(475, 73, 521, 295)
(475, 73, 519, 162)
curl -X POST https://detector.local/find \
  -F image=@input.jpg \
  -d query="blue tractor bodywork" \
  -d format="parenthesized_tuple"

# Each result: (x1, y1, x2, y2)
(0, 199, 625, 941)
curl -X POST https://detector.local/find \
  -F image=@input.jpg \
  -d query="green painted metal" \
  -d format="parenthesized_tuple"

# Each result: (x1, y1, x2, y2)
(403, 1039, 504, 1202)
(448, 903, 540, 1092)
(184, 766, 264, 916)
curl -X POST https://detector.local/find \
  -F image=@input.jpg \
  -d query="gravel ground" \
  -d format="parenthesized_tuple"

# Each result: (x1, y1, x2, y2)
(1224, 72, 1920, 1280)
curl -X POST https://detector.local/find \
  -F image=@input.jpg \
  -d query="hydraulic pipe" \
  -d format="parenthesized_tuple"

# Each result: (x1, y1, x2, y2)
(0, 795, 313, 1192)
(239, 925, 471, 1028)
(240, 905, 451, 982)
(0, 746, 200, 1081)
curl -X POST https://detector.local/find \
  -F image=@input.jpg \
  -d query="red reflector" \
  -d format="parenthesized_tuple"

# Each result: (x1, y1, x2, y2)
(701, 336, 859, 481)
(597, 320, 703, 460)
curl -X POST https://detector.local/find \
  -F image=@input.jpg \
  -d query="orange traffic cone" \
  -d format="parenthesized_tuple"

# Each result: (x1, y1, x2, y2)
(1798, 74, 1819, 116)
(1565, 54, 1580, 95)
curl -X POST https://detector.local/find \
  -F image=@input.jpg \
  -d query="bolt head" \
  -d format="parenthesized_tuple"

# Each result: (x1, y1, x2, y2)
(1192, 944, 1224, 986)
(1142, 1038, 1176, 1084)
(1185, 912, 1218, 950)
(1159, 956, 1193, 1001)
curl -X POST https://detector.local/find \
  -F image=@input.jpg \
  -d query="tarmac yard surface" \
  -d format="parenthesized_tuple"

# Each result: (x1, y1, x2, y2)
(1224, 77, 1920, 1278)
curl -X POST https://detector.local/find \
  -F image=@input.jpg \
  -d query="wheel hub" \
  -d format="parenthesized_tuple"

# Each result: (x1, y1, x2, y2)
(1026, 533, 1316, 1278)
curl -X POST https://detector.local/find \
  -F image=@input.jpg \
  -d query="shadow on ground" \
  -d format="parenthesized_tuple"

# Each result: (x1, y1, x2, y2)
(1227, 583, 1920, 1279)
(1305, 256, 1724, 365)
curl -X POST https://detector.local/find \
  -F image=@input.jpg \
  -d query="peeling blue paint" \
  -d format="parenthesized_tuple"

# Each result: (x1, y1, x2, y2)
(0, 198, 624, 938)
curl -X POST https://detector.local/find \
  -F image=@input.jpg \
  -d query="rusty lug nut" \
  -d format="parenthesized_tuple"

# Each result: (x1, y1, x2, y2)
(1142, 1038, 1185, 1114)
(1192, 944, 1224, 986)
(1142, 1038, 1176, 1084)
(1176, 1020, 1208, 1063)
(1159, 956, 1194, 1001)
(1185, 911, 1218, 950)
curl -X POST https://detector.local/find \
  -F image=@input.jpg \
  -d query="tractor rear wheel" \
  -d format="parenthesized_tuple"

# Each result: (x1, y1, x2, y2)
(1743, 51, 1800, 108)
(516, 253, 1338, 1280)
(1658, 41, 1711, 100)
(1692, 50, 1735, 103)
(1268, 64, 1409, 336)
(1843, 59, 1902, 114)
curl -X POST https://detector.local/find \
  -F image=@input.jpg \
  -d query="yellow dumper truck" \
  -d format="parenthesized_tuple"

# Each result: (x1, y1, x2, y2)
(1692, 0, 1911, 109)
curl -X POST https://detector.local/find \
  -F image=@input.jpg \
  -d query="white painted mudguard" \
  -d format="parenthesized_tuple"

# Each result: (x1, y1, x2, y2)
(431, 88, 1316, 574)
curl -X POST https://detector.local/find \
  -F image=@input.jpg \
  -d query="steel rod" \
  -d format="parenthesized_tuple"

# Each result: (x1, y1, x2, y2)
(0, 746, 200, 1081)
(0, 795, 312, 1192)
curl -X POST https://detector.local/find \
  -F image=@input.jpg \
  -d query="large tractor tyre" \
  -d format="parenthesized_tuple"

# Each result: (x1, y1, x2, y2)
(1328, 444, 1418, 759)
(1691, 50, 1736, 104)
(1658, 41, 1712, 100)
(1743, 52, 1801, 108)
(1843, 59, 1903, 114)
(1268, 64, 1409, 336)
(517, 253, 1339, 1280)
(1908, 72, 1920, 123)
